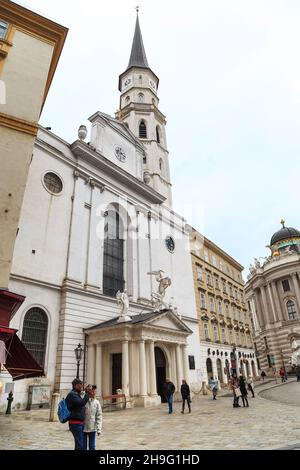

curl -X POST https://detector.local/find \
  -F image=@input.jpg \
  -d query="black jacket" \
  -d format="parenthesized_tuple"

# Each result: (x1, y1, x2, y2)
(163, 381, 175, 397)
(181, 383, 190, 399)
(65, 389, 89, 421)
(239, 379, 248, 397)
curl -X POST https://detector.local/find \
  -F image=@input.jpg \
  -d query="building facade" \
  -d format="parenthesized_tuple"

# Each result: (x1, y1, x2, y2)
(0, 0, 67, 291)
(0, 13, 203, 411)
(245, 221, 300, 375)
(190, 229, 258, 385)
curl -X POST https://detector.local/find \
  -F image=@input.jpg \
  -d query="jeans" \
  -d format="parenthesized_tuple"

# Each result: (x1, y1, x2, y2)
(166, 394, 173, 413)
(182, 397, 191, 412)
(83, 432, 96, 450)
(248, 384, 255, 397)
(69, 423, 84, 450)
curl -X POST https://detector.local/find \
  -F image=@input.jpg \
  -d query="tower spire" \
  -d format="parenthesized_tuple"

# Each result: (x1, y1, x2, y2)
(127, 11, 149, 70)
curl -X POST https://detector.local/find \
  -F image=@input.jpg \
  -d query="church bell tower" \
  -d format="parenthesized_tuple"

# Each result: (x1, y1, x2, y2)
(117, 11, 172, 206)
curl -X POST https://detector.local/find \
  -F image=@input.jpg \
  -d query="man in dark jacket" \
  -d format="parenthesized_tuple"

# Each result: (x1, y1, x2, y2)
(66, 379, 90, 450)
(180, 380, 191, 414)
(162, 378, 175, 414)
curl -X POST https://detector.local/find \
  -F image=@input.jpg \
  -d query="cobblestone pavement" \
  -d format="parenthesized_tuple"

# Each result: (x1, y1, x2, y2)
(259, 380, 300, 407)
(0, 381, 300, 450)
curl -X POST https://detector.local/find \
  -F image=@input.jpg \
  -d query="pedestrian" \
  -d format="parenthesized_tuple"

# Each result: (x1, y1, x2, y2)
(246, 375, 255, 398)
(279, 367, 286, 383)
(180, 379, 191, 414)
(296, 367, 300, 382)
(83, 385, 102, 451)
(260, 370, 266, 382)
(208, 376, 218, 400)
(163, 378, 176, 414)
(239, 376, 249, 407)
(230, 374, 241, 408)
(65, 379, 91, 450)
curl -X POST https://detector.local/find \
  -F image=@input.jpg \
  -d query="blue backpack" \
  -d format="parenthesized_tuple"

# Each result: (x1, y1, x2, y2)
(58, 398, 71, 423)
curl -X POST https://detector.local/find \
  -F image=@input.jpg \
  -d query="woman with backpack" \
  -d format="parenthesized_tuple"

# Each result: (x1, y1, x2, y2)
(83, 385, 102, 450)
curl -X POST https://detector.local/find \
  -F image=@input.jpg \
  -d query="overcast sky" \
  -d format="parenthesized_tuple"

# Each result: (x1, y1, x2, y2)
(19, 0, 300, 277)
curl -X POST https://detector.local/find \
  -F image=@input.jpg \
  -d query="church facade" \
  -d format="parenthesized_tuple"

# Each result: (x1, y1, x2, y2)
(0, 14, 203, 411)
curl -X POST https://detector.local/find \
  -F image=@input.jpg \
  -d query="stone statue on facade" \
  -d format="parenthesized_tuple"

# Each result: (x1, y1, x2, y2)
(147, 270, 172, 312)
(290, 338, 300, 367)
(116, 290, 131, 322)
(254, 258, 261, 269)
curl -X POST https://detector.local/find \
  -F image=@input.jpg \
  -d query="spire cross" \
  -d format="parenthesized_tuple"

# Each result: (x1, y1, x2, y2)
(280, 219, 285, 228)
(135, 5, 140, 13)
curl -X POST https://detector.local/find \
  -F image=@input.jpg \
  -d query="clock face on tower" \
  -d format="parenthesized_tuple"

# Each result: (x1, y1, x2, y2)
(124, 76, 132, 89)
(149, 79, 157, 91)
(114, 146, 127, 163)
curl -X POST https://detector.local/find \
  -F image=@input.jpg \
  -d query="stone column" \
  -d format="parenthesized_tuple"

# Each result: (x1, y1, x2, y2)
(271, 281, 284, 321)
(94, 343, 102, 393)
(242, 361, 247, 378)
(139, 340, 147, 396)
(266, 283, 277, 323)
(291, 274, 300, 314)
(87, 344, 95, 385)
(176, 344, 183, 390)
(122, 340, 129, 397)
(148, 341, 157, 396)
(260, 286, 270, 325)
(182, 345, 190, 383)
(253, 290, 264, 328)
(221, 357, 228, 384)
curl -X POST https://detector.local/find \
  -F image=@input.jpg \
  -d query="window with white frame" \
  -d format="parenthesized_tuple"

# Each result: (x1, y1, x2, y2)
(209, 297, 215, 312)
(138, 93, 145, 103)
(221, 328, 226, 343)
(204, 323, 210, 340)
(213, 326, 219, 342)
(204, 251, 209, 262)
(218, 300, 222, 315)
(207, 272, 212, 287)
(196, 266, 203, 281)
(219, 261, 223, 272)
(200, 291, 206, 309)
(212, 255, 217, 267)
(225, 303, 229, 316)
(0, 21, 8, 39)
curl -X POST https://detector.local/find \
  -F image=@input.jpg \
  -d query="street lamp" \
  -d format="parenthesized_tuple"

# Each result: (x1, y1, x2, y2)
(74, 343, 83, 379)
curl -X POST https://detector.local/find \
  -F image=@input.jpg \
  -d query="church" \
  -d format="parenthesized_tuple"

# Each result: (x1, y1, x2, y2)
(0, 13, 203, 410)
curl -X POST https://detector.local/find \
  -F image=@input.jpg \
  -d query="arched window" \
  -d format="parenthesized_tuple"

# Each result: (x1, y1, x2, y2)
(159, 158, 165, 176)
(138, 93, 144, 103)
(22, 308, 48, 367)
(139, 120, 147, 138)
(125, 96, 130, 104)
(206, 358, 213, 379)
(156, 126, 161, 143)
(287, 300, 298, 320)
(103, 210, 125, 297)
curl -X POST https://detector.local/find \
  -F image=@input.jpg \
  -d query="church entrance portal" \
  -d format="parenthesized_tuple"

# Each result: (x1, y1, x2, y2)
(112, 353, 122, 395)
(155, 347, 167, 403)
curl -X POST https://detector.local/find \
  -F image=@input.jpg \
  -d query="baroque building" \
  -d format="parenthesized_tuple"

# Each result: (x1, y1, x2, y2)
(245, 221, 300, 374)
(0, 13, 203, 411)
(190, 228, 258, 385)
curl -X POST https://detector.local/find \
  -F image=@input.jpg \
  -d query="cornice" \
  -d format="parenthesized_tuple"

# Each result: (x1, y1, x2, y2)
(0, 112, 38, 136)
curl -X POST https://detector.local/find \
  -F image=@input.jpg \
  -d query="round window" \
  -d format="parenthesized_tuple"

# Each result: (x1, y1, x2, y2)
(43, 172, 63, 194)
(165, 236, 175, 253)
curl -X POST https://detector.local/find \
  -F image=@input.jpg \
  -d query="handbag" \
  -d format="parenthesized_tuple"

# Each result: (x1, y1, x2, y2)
(235, 387, 242, 398)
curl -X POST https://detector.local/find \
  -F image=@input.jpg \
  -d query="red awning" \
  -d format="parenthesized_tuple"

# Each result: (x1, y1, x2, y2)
(1, 327, 44, 381)
(0, 290, 25, 327)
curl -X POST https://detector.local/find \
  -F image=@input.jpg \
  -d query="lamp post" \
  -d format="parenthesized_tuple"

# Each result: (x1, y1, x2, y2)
(74, 343, 83, 379)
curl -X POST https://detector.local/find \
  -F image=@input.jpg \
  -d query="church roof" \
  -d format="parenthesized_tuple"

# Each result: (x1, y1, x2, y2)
(127, 14, 149, 70)
(270, 220, 300, 245)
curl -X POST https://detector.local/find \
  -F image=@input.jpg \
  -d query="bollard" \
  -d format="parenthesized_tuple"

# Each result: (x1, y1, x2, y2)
(116, 389, 123, 410)
(6, 391, 13, 414)
(202, 381, 208, 395)
(49, 392, 60, 422)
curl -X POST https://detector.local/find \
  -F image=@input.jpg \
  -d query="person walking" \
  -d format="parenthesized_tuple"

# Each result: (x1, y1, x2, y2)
(83, 385, 102, 451)
(66, 379, 91, 450)
(163, 378, 176, 414)
(279, 367, 286, 383)
(180, 380, 191, 414)
(230, 374, 240, 408)
(246, 375, 255, 398)
(239, 376, 249, 407)
(208, 376, 218, 400)
(261, 370, 266, 381)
